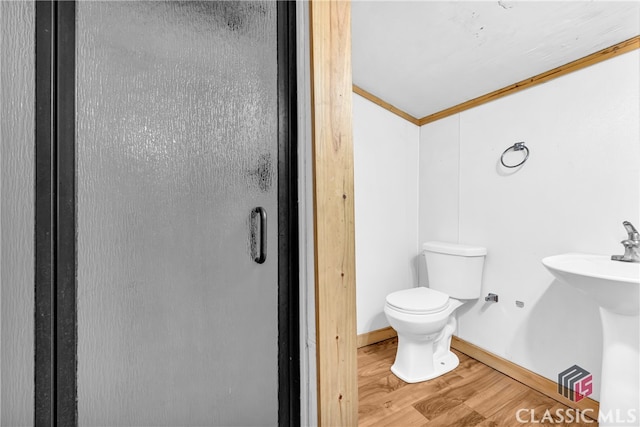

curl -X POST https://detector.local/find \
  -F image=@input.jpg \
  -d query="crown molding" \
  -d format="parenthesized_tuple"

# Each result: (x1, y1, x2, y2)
(352, 84, 420, 125)
(353, 36, 639, 127)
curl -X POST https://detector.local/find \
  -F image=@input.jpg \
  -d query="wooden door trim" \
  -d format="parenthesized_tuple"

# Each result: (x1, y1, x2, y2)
(309, 0, 359, 425)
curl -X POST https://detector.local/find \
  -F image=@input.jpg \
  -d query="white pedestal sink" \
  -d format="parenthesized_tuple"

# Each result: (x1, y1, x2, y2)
(543, 253, 639, 426)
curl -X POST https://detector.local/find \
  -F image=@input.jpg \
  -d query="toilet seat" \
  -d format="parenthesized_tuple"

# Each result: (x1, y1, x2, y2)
(386, 287, 449, 315)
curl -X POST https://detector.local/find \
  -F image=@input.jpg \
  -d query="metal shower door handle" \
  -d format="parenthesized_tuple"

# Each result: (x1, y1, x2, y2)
(252, 207, 267, 264)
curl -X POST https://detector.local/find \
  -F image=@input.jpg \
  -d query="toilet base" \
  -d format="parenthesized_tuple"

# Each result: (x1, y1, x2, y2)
(391, 349, 459, 383)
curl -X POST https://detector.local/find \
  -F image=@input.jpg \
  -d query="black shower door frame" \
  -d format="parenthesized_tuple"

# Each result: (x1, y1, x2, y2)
(34, 1, 299, 425)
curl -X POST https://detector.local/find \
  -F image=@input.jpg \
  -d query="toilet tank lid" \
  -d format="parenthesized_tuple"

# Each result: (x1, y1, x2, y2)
(422, 241, 487, 256)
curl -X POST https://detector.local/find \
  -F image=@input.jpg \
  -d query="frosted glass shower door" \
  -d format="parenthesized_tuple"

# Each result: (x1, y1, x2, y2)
(76, 2, 279, 425)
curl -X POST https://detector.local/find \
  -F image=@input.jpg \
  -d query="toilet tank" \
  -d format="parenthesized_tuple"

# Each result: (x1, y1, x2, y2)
(422, 241, 487, 299)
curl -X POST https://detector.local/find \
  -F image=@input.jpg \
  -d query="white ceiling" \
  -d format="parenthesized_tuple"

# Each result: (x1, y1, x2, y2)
(351, 1, 640, 119)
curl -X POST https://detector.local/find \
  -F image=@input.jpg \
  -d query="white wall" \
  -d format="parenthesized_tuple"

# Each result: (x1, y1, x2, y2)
(353, 94, 419, 334)
(419, 49, 640, 400)
(0, 2, 35, 424)
(418, 114, 460, 251)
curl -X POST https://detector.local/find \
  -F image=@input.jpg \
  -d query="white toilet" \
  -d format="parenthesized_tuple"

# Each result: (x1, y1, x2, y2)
(384, 241, 487, 383)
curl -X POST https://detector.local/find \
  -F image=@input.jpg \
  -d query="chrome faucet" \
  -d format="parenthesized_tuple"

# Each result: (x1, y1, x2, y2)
(611, 221, 640, 263)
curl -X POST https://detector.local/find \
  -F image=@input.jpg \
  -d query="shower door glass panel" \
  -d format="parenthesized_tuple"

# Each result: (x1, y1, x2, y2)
(76, 2, 278, 425)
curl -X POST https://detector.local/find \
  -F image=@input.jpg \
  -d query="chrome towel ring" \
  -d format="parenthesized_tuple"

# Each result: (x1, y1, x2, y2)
(500, 142, 529, 168)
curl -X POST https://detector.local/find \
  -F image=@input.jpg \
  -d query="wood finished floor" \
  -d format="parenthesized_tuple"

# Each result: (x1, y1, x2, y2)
(358, 338, 597, 427)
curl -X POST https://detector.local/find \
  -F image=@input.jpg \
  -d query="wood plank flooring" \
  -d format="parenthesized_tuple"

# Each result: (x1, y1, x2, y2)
(358, 338, 598, 426)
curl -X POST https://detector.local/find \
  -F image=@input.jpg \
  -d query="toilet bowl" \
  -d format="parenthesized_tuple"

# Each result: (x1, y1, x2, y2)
(384, 241, 486, 383)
